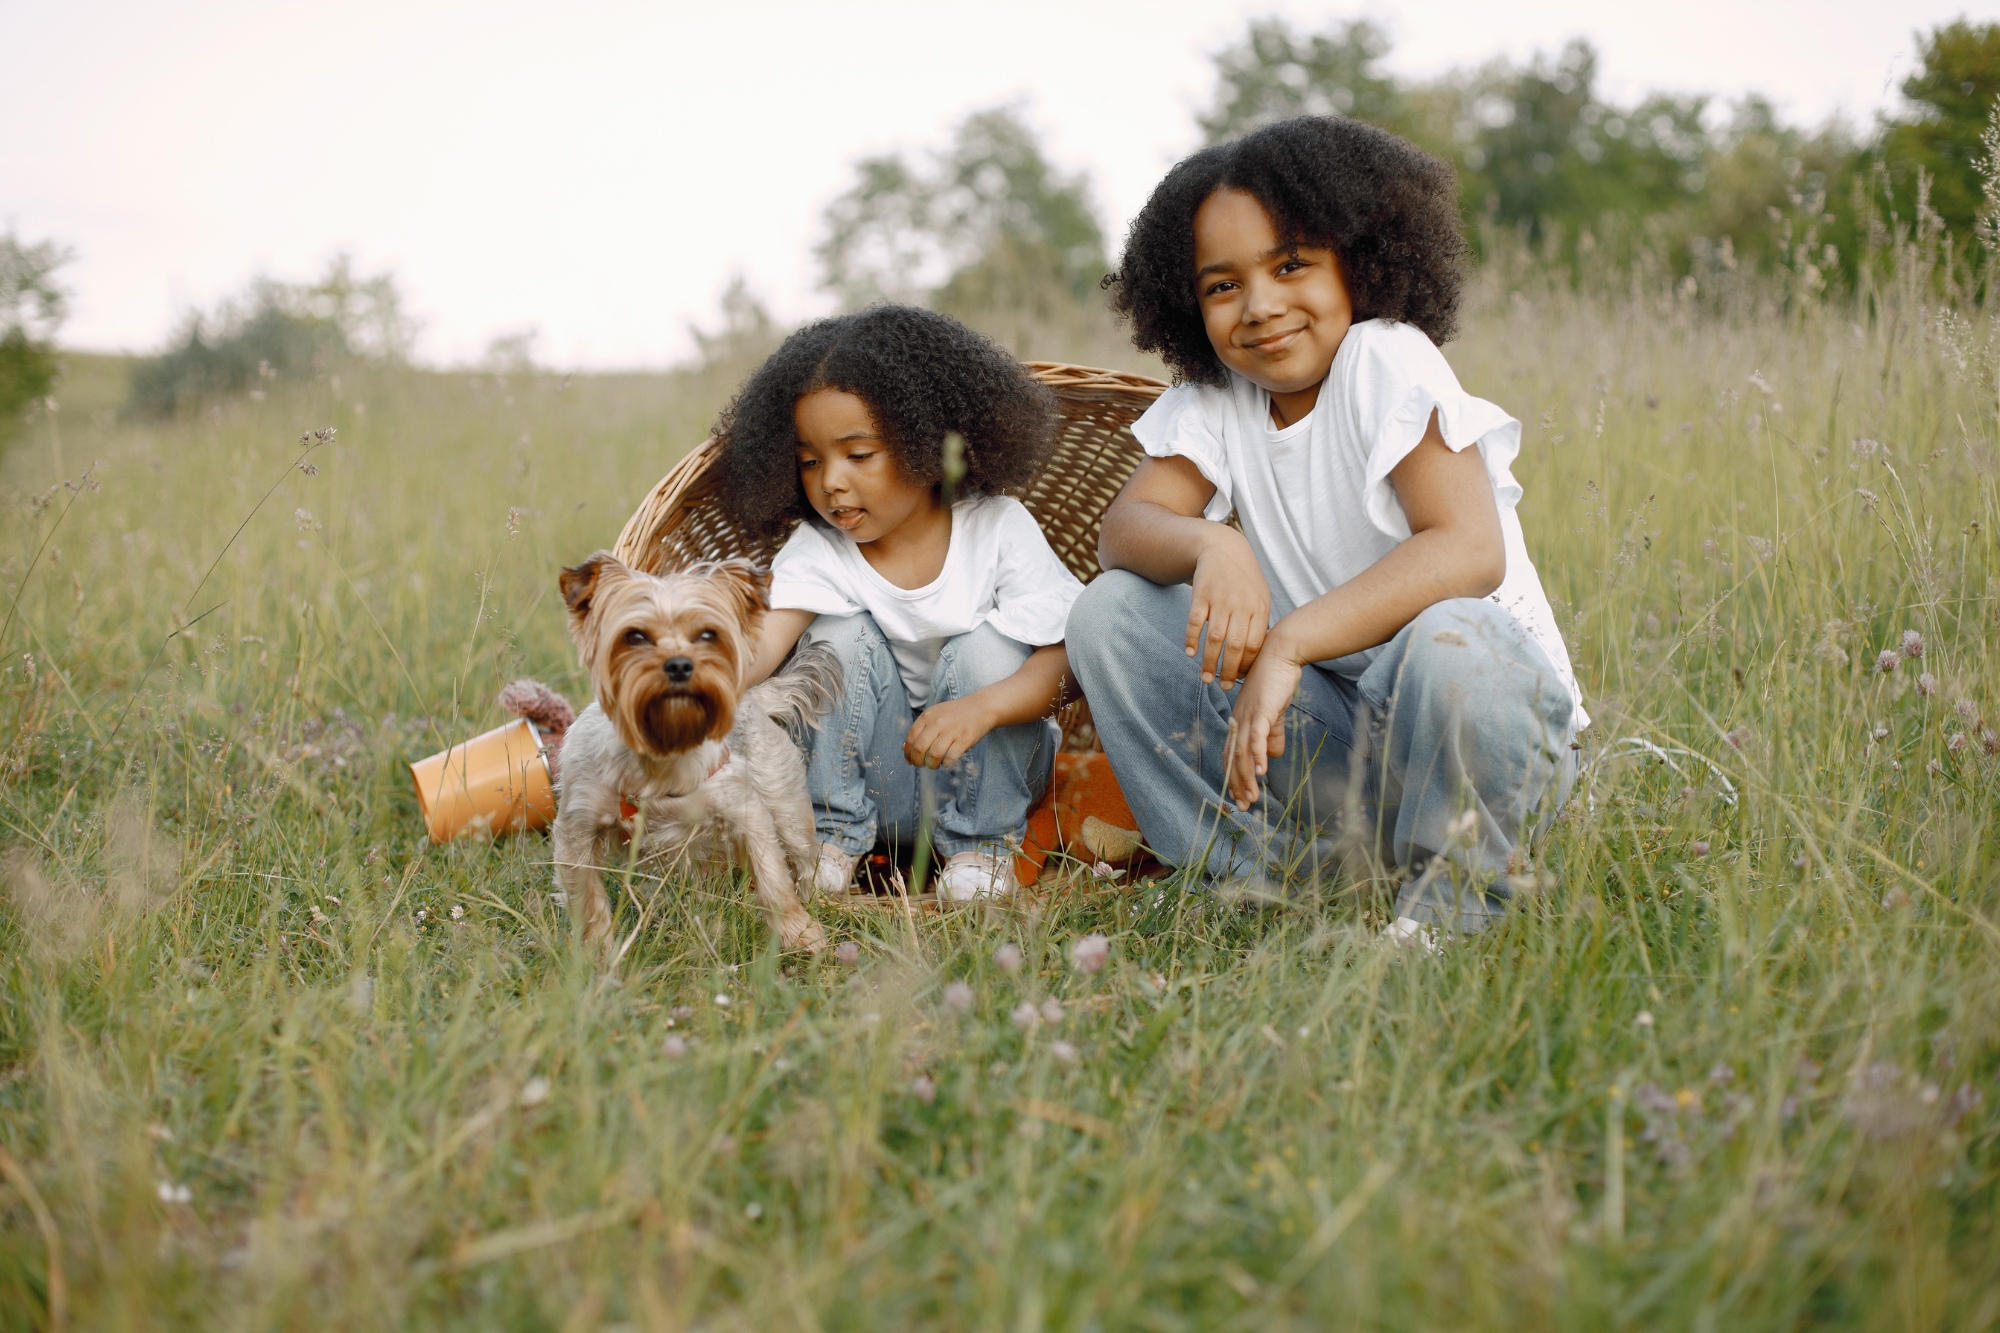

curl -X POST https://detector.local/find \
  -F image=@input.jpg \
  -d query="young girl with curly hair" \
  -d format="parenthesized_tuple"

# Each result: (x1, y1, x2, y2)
(1067, 115, 1587, 945)
(720, 305, 1078, 901)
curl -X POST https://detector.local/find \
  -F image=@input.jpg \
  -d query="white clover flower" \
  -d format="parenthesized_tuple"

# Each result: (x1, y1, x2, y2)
(1039, 998, 1065, 1025)
(1901, 629, 1925, 659)
(1051, 1041, 1079, 1064)
(744, 1202, 763, 1220)
(1691, 840, 1710, 857)
(1916, 672, 1939, 697)
(1069, 933, 1110, 975)
(834, 941, 860, 965)
(518, 1077, 551, 1108)
(662, 1035, 688, 1058)
(1011, 1001, 1040, 1031)
(911, 1074, 937, 1104)
(994, 943, 1023, 973)
(1874, 650, 1901, 674)
(714, 993, 731, 1007)
(157, 1181, 192, 1204)
(1635, 1011, 1655, 1028)
(943, 980, 974, 1012)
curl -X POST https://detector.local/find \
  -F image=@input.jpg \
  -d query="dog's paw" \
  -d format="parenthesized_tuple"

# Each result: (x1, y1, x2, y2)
(782, 916, 829, 955)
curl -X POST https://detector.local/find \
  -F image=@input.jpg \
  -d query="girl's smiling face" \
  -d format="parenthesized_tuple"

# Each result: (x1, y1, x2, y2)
(1191, 187, 1353, 427)
(793, 388, 938, 543)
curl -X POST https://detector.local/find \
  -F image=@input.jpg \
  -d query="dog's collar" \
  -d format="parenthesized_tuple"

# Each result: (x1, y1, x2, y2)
(619, 741, 731, 820)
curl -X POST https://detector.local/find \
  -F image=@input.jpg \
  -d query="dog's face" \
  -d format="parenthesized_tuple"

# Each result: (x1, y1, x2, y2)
(559, 552, 768, 757)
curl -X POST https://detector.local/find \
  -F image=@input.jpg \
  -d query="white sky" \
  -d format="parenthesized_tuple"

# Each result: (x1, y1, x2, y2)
(4, 0, 1993, 368)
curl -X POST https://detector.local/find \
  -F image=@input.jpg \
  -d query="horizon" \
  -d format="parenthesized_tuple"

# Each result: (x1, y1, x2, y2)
(5, 0, 1994, 371)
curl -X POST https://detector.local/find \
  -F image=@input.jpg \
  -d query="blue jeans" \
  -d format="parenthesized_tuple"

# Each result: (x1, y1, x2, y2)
(1065, 572, 1578, 932)
(801, 615, 1055, 858)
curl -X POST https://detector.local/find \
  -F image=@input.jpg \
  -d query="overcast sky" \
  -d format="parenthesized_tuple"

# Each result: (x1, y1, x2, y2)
(4, 0, 1993, 368)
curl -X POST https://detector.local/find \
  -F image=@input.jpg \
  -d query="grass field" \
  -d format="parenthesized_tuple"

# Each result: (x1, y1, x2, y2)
(1, 269, 1997, 1330)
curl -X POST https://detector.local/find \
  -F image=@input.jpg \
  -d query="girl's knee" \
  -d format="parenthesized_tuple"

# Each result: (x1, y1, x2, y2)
(933, 624, 1031, 699)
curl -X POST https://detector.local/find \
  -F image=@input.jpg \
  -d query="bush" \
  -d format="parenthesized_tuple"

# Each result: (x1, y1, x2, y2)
(0, 229, 69, 440)
(128, 255, 413, 418)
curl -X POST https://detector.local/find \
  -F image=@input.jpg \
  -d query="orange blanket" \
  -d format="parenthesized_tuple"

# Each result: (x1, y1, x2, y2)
(1013, 751, 1148, 885)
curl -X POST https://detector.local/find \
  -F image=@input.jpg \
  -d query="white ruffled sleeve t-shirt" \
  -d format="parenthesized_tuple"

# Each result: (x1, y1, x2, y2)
(768, 494, 1084, 708)
(1131, 318, 1587, 726)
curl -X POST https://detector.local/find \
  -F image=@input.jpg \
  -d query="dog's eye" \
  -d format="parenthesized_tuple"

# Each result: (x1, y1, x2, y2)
(623, 629, 652, 647)
(697, 629, 718, 643)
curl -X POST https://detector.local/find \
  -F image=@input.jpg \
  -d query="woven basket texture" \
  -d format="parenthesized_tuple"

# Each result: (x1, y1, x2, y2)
(610, 361, 1168, 751)
(612, 362, 1166, 580)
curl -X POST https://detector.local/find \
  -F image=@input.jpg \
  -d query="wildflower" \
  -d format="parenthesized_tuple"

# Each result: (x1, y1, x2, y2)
(1984, 730, 2000, 756)
(1874, 650, 1900, 674)
(744, 1202, 763, 1220)
(1092, 860, 1118, 878)
(670, 1005, 694, 1021)
(994, 943, 1023, 972)
(1070, 933, 1110, 975)
(1051, 1040, 1079, 1064)
(1954, 699, 1978, 722)
(1901, 629, 1924, 659)
(911, 1074, 937, 1104)
(450, 904, 464, 920)
(943, 980, 974, 1012)
(1916, 672, 1939, 697)
(1948, 732, 1968, 754)
(1039, 998, 1065, 1025)
(157, 1181, 193, 1204)
(1871, 725, 1891, 741)
(1690, 840, 1710, 857)
(713, 993, 731, 1008)
(415, 908, 427, 922)
(1011, 1001, 1040, 1031)
(662, 1035, 688, 1058)
(1708, 1064, 1735, 1086)
(1927, 758, 1945, 777)
(1636, 1010, 1655, 1028)
(1723, 727, 1749, 750)
(518, 1077, 551, 1108)
(1856, 487, 1880, 512)
(834, 940, 860, 965)
(1882, 887, 1909, 910)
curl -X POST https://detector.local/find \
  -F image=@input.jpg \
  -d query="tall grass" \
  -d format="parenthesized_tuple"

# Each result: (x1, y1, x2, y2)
(0, 271, 1995, 1329)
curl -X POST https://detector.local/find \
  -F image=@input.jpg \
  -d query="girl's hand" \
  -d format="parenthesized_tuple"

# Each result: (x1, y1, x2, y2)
(1187, 528, 1271, 689)
(905, 697, 997, 770)
(1223, 636, 1303, 810)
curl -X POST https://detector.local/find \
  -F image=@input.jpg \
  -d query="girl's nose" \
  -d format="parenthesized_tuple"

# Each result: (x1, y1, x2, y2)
(1244, 279, 1284, 323)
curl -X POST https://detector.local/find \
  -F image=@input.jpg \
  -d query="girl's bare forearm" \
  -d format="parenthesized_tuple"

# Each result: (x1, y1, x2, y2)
(746, 608, 817, 687)
(1098, 501, 1233, 585)
(963, 643, 1073, 729)
(1265, 527, 1502, 667)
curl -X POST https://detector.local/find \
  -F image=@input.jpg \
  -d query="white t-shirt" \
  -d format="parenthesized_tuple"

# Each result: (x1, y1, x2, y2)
(769, 494, 1084, 708)
(1131, 318, 1588, 726)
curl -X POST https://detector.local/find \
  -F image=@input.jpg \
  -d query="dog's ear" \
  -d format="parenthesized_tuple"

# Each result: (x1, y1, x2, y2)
(708, 558, 770, 621)
(559, 552, 622, 620)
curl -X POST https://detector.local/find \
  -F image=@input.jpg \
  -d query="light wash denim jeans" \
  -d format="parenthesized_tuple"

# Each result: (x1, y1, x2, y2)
(1065, 572, 1578, 932)
(800, 614, 1055, 859)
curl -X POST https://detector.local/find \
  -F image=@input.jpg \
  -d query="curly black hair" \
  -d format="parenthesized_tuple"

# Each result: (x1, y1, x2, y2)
(713, 305, 1059, 541)
(1107, 116, 1467, 387)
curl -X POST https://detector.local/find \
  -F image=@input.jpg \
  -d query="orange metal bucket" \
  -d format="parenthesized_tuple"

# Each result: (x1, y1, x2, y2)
(409, 717, 556, 842)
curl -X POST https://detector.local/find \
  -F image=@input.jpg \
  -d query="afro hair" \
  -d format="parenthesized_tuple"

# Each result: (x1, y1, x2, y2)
(1107, 116, 1467, 387)
(713, 305, 1060, 542)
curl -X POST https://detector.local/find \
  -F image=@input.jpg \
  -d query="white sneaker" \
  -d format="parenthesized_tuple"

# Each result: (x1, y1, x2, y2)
(808, 843, 861, 896)
(938, 848, 1019, 902)
(1380, 916, 1443, 954)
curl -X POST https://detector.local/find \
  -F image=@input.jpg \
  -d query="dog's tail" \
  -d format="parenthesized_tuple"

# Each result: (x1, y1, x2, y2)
(754, 639, 843, 735)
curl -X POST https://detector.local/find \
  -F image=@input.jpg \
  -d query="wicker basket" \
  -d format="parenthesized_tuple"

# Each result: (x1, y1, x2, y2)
(611, 361, 1167, 750)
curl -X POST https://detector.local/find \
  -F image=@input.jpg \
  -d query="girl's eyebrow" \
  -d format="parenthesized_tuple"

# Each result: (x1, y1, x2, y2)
(1195, 244, 1298, 280)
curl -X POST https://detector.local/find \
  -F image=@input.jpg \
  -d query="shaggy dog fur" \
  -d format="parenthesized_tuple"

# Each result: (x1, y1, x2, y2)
(551, 552, 840, 956)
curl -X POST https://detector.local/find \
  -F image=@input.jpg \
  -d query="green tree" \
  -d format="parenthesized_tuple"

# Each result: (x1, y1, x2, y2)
(815, 106, 1107, 317)
(1198, 18, 1403, 144)
(129, 255, 414, 417)
(0, 230, 70, 440)
(1880, 20, 2000, 241)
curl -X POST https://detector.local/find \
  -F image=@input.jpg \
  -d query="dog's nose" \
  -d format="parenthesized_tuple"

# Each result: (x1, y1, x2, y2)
(663, 656, 695, 684)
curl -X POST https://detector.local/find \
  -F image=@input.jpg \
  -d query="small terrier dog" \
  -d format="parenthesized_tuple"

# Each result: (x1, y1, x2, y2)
(551, 551, 840, 956)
